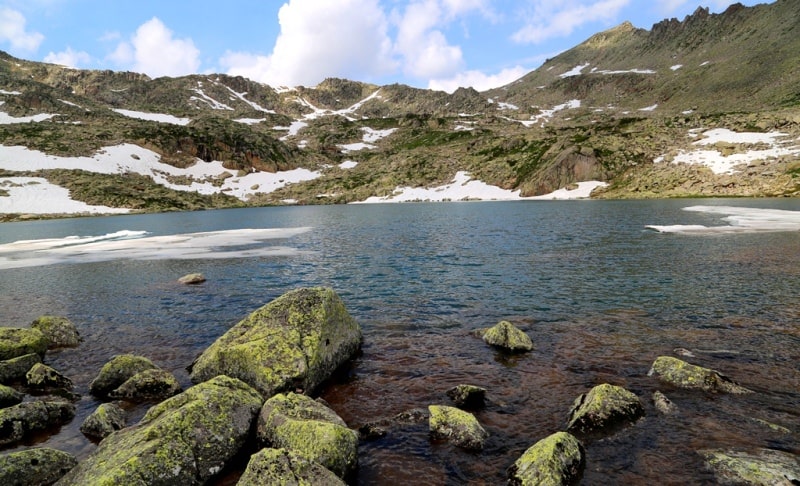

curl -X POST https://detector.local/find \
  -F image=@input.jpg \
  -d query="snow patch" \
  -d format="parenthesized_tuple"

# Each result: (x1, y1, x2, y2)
(113, 109, 190, 126)
(560, 63, 590, 78)
(0, 177, 130, 215)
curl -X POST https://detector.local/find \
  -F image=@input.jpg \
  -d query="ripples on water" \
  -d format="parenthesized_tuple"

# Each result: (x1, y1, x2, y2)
(0, 200, 798, 484)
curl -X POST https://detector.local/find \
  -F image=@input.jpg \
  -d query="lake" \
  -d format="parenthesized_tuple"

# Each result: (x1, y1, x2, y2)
(1, 199, 798, 484)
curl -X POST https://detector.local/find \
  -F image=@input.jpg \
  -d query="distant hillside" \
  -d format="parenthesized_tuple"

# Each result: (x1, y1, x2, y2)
(1, 0, 798, 218)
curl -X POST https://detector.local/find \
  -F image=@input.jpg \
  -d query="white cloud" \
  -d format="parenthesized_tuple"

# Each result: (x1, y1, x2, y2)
(428, 65, 528, 92)
(0, 8, 44, 53)
(111, 17, 200, 78)
(394, 0, 466, 79)
(222, 0, 395, 87)
(512, 0, 631, 44)
(44, 47, 91, 68)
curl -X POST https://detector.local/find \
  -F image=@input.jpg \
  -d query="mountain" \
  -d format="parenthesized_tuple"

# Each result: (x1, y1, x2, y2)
(1, 0, 799, 218)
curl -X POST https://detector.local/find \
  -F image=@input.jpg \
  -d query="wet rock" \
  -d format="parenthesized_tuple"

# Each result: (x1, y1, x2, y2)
(88, 354, 158, 398)
(178, 273, 206, 285)
(652, 390, 678, 415)
(189, 287, 362, 398)
(0, 328, 48, 360)
(57, 375, 263, 485)
(26, 363, 73, 390)
(108, 368, 181, 402)
(0, 399, 76, 447)
(0, 383, 24, 408)
(648, 356, 753, 394)
(446, 384, 486, 408)
(0, 353, 42, 385)
(428, 404, 488, 451)
(699, 448, 800, 485)
(0, 447, 78, 486)
(257, 392, 358, 479)
(566, 383, 644, 435)
(238, 448, 345, 486)
(30, 316, 81, 349)
(358, 422, 388, 441)
(358, 408, 428, 441)
(508, 431, 585, 486)
(481, 321, 533, 352)
(79, 402, 127, 440)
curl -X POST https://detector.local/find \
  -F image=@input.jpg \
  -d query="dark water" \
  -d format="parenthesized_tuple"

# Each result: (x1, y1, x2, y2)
(0, 199, 798, 484)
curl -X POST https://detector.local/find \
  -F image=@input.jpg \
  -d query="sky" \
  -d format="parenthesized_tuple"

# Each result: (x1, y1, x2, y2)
(0, 0, 769, 92)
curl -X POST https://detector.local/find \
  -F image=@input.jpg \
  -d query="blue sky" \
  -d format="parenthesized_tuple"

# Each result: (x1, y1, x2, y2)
(0, 0, 768, 92)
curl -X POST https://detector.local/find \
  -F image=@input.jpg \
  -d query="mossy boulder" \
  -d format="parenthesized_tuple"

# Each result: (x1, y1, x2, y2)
(79, 402, 127, 440)
(566, 383, 644, 435)
(446, 384, 486, 408)
(238, 448, 346, 486)
(0, 383, 24, 408)
(699, 448, 800, 485)
(58, 375, 263, 485)
(108, 368, 181, 402)
(0, 353, 42, 385)
(428, 404, 489, 451)
(0, 399, 76, 447)
(648, 356, 753, 394)
(88, 354, 158, 398)
(189, 287, 362, 398)
(178, 273, 206, 285)
(652, 390, 678, 415)
(257, 392, 358, 479)
(30, 316, 81, 349)
(0, 447, 78, 486)
(0, 328, 48, 360)
(481, 321, 533, 352)
(26, 363, 73, 390)
(508, 431, 585, 486)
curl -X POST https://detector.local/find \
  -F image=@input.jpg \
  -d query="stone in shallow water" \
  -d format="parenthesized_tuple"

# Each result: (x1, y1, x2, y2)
(0, 328, 48, 361)
(648, 355, 753, 394)
(108, 368, 182, 402)
(238, 448, 345, 486)
(178, 273, 206, 284)
(699, 448, 800, 485)
(566, 383, 644, 435)
(481, 320, 533, 352)
(0, 353, 42, 385)
(0, 447, 78, 486)
(80, 402, 127, 440)
(508, 431, 585, 486)
(88, 354, 158, 398)
(446, 384, 486, 408)
(26, 363, 73, 390)
(428, 404, 488, 451)
(0, 383, 24, 407)
(30, 315, 81, 349)
(0, 399, 75, 447)
(651, 390, 678, 415)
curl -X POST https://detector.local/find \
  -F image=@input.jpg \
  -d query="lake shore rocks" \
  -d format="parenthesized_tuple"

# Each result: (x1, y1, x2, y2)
(107, 368, 181, 402)
(699, 448, 800, 485)
(26, 363, 73, 391)
(0, 447, 78, 486)
(651, 390, 678, 415)
(238, 447, 346, 486)
(479, 320, 533, 352)
(508, 431, 585, 486)
(566, 383, 644, 435)
(0, 353, 42, 385)
(0, 383, 24, 407)
(30, 316, 81, 349)
(447, 384, 486, 409)
(0, 399, 75, 447)
(189, 287, 363, 398)
(88, 354, 158, 398)
(648, 356, 753, 394)
(57, 375, 263, 485)
(79, 402, 127, 440)
(0, 327, 48, 360)
(428, 404, 488, 451)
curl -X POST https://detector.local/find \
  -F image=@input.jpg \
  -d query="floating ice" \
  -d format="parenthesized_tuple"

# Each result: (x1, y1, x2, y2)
(646, 206, 800, 234)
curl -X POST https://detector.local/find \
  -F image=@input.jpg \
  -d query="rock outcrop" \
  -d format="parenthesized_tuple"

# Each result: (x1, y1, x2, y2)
(428, 404, 489, 451)
(648, 356, 753, 394)
(508, 431, 585, 486)
(0, 448, 77, 486)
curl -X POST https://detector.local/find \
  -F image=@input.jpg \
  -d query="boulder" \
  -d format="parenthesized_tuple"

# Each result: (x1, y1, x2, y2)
(26, 363, 73, 390)
(358, 408, 429, 441)
(0, 328, 48, 360)
(507, 431, 585, 486)
(257, 392, 358, 479)
(30, 316, 81, 349)
(57, 375, 263, 485)
(446, 384, 486, 408)
(189, 287, 362, 398)
(108, 368, 181, 402)
(0, 399, 76, 447)
(428, 405, 488, 451)
(178, 273, 206, 285)
(79, 402, 127, 440)
(648, 356, 753, 394)
(652, 390, 678, 415)
(0, 383, 24, 408)
(0, 447, 78, 486)
(699, 448, 800, 485)
(238, 448, 345, 486)
(0, 353, 42, 384)
(566, 383, 644, 435)
(88, 354, 158, 398)
(481, 321, 533, 352)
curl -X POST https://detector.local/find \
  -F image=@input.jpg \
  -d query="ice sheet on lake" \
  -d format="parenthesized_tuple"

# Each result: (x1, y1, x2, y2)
(646, 206, 800, 234)
(0, 227, 311, 269)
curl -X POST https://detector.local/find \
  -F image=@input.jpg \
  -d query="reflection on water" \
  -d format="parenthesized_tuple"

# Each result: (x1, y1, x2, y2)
(0, 200, 798, 484)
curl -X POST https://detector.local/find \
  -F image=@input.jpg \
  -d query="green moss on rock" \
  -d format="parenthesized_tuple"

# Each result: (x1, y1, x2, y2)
(0, 399, 75, 447)
(108, 368, 182, 402)
(446, 384, 487, 408)
(80, 402, 127, 440)
(30, 315, 81, 349)
(481, 321, 533, 352)
(238, 447, 345, 486)
(699, 448, 800, 485)
(508, 431, 585, 486)
(0, 328, 48, 360)
(566, 383, 644, 435)
(89, 354, 158, 398)
(0, 383, 24, 407)
(648, 356, 753, 394)
(428, 404, 489, 451)
(0, 353, 42, 385)
(26, 363, 73, 390)
(0, 447, 78, 486)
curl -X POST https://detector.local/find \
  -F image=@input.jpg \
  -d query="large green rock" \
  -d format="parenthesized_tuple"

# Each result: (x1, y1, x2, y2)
(0, 328, 48, 360)
(26, 363, 73, 390)
(257, 392, 358, 479)
(648, 356, 753, 394)
(0, 353, 42, 385)
(699, 448, 800, 485)
(566, 383, 644, 435)
(481, 320, 533, 352)
(88, 354, 158, 398)
(238, 448, 345, 486)
(189, 287, 362, 398)
(57, 375, 263, 485)
(0, 383, 24, 408)
(428, 404, 489, 451)
(30, 316, 81, 349)
(0, 399, 76, 447)
(0, 447, 78, 486)
(79, 402, 127, 440)
(108, 368, 182, 402)
(508, 431, 585, 486)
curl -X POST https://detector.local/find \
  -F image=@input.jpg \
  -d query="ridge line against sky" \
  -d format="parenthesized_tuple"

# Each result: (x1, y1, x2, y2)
(1, 0, 768, 92)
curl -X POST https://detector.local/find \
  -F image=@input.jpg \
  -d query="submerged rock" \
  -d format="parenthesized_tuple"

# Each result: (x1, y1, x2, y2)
(257, 392, 358, 479)
(108, 368, 181, 402)
(446, 384, 486, 409)
(0, 383, 24, 408)
(0, 399, 75, 447)
(189, 287, 362, 398)
(508, 431, 585, 486)
(428, 404, 488, 451)
(566, 383, 644, 435)
(648, 356, 753, 394)
(26, 363, 73, 390)
(699, 448, 800, 485)
(481, 321, 533, 352)
(88, 354, 158, 398)
(0, 447, 78, 486)
(0, 353, 42, 385)
(30, 316, 81, 349)
(0, 328, 48, 361)
(80, 402, 127, 440)
(652, 390, 678, 415)
(238, 448, 345, 486)
(178, 273, 206, 285)
(58, 375, 263, 485)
